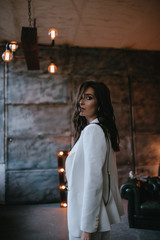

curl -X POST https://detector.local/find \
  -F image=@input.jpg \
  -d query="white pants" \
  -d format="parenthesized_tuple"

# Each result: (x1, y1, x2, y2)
(69, 231, 110, 240)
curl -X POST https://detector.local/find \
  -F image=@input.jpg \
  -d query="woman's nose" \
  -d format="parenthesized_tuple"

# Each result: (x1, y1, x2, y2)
(79, 98, 84, 105)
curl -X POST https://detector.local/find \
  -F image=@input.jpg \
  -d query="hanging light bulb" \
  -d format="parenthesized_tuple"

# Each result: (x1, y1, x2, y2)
(48, 28, 58, 46)
(48, 28, 58, 40)
(9, 41, 18, 52)
(48, 62, 57, 74)
(58, 151, 64, 157)
(2, 49, 13, 62)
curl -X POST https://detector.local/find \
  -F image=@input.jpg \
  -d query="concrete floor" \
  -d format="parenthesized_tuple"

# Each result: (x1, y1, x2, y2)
(0, 200, 160, 240)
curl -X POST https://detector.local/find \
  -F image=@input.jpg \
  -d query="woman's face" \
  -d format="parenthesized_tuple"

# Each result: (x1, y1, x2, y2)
(79, 87, 98, 123)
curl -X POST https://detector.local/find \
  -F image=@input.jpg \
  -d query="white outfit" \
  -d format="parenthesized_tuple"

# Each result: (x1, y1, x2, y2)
(65, 118, 124, 239)
(69, 231, 110, 240)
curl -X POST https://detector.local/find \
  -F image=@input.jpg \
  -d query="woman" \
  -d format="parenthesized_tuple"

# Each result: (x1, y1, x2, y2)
(65, 81, 124, 240)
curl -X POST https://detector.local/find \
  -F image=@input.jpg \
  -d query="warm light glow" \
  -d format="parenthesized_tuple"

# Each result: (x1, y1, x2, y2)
(59, 168, 65, 173)
(58, 151, 64, 156)
(61, 202, 67, 208)
(48, 28, 58, 40)
(2, 50, 13, 62)
(9, 41, 18, 52)
(67, 151, 71, 155)
(48, 62, 57, 74)
(59, 185, 66, 190)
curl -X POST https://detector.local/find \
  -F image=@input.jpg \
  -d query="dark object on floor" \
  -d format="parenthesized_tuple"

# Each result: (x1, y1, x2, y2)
(120, 176, 160, 231)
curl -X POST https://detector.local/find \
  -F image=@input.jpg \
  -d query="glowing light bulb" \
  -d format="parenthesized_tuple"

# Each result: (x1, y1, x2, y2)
(61, 202, 67, 208)
(59, 185, 66, 190)
(59, 168, 65, 173)
(9, 41, 18, 52)
(58, 151, 64, 157)
(48, 28, 58, 40)
(2, 50, 13, 62)
(48, 62, 57, 74)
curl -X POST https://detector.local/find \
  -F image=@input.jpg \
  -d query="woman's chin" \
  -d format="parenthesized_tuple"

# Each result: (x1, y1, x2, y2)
(79, 112, 85, 117)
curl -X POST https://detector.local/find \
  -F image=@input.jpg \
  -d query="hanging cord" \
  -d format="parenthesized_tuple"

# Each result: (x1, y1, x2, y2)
(28, 0, 32, 27)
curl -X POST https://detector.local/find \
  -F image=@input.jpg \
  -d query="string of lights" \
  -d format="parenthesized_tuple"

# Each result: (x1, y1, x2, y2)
(57, 151, 70, 208)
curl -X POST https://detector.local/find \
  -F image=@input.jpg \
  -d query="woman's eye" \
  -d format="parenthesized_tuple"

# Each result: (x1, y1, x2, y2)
(86, 96, 92, 100)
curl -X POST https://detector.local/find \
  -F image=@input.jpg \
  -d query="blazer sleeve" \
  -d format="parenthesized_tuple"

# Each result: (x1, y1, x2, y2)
(80, 124, 107, 233)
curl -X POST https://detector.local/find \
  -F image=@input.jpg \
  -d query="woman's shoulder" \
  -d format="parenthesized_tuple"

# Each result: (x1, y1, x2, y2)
(83, 123, 104, 136)
(82, 123, 108, 149)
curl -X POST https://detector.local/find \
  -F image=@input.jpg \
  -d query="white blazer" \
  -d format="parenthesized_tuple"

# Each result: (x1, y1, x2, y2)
(65, 118, 124, 237)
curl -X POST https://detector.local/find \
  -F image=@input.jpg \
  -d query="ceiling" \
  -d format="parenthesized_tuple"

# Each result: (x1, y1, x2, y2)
(0, 0, 160, 50)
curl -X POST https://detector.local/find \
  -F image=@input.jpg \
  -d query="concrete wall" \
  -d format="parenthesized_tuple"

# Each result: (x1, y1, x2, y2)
(0, 56, 5, 204)
(0, 45, 160, 204)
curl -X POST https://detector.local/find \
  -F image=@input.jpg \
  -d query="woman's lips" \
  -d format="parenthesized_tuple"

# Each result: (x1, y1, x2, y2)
(80, 107, 85, 112)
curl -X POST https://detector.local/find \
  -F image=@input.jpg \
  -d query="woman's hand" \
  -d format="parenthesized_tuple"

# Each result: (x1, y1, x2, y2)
(81, 231, 91, 240)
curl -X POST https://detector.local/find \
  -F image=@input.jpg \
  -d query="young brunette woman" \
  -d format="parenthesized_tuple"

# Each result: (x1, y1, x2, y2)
(65, 81, 124, 240)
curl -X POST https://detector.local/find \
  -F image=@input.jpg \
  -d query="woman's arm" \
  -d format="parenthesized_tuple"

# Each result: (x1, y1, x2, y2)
(80, 124, 107, 233)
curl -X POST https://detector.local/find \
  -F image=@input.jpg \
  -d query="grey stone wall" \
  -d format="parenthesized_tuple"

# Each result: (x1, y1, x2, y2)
(0, 56, 6, 204)
(0, 45, 160, 204)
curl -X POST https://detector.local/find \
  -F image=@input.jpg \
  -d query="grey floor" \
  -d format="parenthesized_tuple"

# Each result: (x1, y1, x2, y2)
(0, 200, 160, 240)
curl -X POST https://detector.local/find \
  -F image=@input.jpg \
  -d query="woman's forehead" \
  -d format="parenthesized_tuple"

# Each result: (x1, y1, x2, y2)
(84, 87, 95, 95)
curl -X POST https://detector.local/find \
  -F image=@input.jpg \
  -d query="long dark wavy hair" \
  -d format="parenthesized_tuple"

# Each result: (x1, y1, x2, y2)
(73, 80, 120, 152)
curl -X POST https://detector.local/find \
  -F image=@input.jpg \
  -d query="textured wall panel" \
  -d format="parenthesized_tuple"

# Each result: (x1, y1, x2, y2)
(101, 76, 129, 104)
(132, 80, 160, 105)
(125, 50, 160, 76)
(116, 136, 132, 166)
(7, 136, 70, 170)
(8, 49, 68, 104)
(0, 164, 5, 203)
(70, 48, 127, 75)
(8, 105, 70, 136)
(113, 104, 131, 136)
(134, 104, 160, 132)
(0, 59, 3, 101)
(0, 59, 4, 164)
(118, 165, 131, 187)
(6, 169, 60, 203)
(7, 72, 68, 104)
(134, 134, 160, 177)
(135, 134, 160, 166)
(136, 165, 159, 178)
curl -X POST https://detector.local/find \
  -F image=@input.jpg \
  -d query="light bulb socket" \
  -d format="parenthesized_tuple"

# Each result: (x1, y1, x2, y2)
(51, 40, 55, 46)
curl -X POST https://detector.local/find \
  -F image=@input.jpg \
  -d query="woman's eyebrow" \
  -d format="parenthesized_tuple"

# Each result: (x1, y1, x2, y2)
(84, 93, 94, 96)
